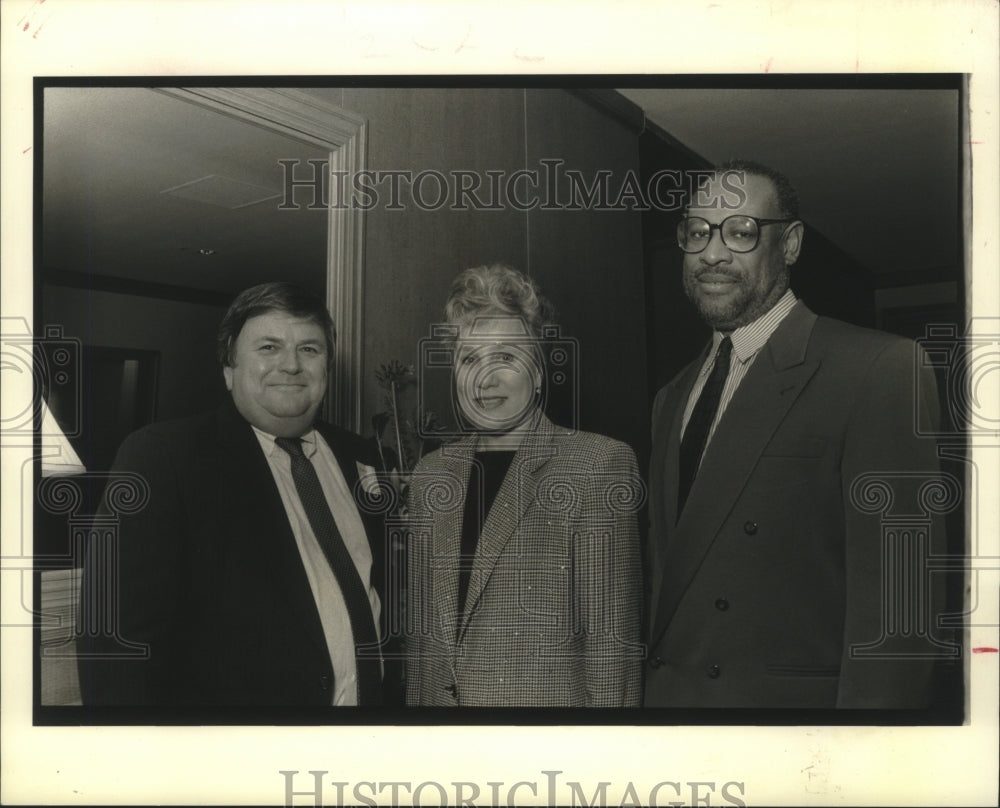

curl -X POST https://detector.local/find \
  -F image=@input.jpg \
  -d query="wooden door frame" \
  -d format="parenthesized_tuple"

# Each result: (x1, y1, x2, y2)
(158, 87, 367, 432)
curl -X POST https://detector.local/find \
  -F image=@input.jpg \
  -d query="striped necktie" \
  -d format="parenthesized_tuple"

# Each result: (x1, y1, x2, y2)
(275, 436, 382, 705)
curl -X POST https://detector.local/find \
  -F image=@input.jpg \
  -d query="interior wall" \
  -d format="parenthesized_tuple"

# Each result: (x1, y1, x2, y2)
(36, 285, 227, 561)
(312, 87, 649, 461)
(793, 228, 877, 327)
(524, 90, 648, 464)
(639, 129, 715, 394)
(340, 87, 530, 442)
(40, 284, 227, 427)
(42, 88, 650, 476)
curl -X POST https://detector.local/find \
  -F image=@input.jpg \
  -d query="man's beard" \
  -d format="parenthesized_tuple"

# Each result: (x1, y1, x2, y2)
(682, 266, 789, 331)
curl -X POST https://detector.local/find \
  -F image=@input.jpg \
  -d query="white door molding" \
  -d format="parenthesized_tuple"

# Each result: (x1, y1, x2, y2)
(157, 87, 367, 432)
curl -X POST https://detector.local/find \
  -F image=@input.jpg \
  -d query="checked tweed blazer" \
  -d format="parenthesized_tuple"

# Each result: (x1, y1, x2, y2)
(405, 414, 644, 707)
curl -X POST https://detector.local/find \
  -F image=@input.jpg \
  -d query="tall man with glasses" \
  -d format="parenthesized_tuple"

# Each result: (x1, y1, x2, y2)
(644, 160, 950, 709)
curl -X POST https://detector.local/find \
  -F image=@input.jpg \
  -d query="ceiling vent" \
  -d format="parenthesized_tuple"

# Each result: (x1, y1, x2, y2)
(160, 175, 282, 209)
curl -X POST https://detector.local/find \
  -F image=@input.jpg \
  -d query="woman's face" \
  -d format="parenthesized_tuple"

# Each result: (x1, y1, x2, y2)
(454, 315, 542, 437)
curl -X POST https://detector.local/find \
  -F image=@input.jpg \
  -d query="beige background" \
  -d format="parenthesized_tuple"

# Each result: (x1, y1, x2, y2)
(2, 1, 998, 805)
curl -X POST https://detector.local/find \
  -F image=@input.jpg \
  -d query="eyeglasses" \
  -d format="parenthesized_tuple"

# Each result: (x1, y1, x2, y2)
(676, 215, 794, 254)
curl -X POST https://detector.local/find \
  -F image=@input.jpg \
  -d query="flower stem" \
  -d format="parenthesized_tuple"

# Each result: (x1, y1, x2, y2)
(390, 381, 404, 471)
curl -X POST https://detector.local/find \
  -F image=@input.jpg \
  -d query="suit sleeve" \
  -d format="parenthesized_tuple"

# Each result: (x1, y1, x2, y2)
(76, 428, 187, 705)
(837, 339, 947, 708)
(575, 440, 644, 707)
(645, 383, 672, 636)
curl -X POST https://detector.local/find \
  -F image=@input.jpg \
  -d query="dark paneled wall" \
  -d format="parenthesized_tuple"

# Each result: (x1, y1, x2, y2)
(524, 90, 647, 462)
(639, 129, 714, 393)
(340, 88, 530, 438)
(330, 87, 648, 454)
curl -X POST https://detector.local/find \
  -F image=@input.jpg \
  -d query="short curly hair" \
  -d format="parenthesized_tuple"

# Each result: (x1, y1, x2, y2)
(217, 282, 335, 367)
(716, 158, 800, 220)
(444, 263, 557, 339)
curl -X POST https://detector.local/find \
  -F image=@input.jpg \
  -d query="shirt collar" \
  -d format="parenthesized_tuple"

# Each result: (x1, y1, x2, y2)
(252, 425, 319, 459)
(705, 289, 798, 367)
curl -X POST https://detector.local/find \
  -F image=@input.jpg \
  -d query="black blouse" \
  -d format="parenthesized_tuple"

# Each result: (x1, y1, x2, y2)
(456, 450, 516, 621)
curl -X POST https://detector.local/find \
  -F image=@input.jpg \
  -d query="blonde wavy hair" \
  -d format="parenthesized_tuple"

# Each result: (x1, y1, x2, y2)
(444, 263, 557, 338)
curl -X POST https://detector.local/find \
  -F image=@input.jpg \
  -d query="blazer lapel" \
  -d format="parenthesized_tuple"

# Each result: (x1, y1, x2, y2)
(647, 355, 704, 629)
(430, 439, 476, 647)
(214, 400, 330, 658)
(315, 422, 383, 572)
(457, 414, 557, 642)
(650, 303, 821, 646)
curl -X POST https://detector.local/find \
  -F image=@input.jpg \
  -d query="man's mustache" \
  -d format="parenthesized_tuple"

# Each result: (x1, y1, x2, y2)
(695, 268, 742, 282)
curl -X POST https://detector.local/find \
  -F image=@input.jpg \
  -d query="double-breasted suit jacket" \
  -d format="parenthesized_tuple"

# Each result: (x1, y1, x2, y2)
(405, 415, 644, 707)
(645, 301, 949, 709)
(76, 398, 397, 707)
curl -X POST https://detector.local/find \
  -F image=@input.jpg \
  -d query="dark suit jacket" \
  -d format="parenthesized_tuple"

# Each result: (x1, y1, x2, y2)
(405, 415, 644, 707)
(76, 398, 397, 707)
(645, 302, 949, 709)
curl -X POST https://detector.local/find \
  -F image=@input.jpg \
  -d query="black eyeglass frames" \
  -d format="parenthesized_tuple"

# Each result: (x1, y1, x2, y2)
(676, 215, 795, 254)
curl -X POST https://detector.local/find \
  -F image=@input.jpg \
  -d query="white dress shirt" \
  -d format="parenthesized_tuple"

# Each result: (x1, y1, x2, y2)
(253, 426, 381, 706)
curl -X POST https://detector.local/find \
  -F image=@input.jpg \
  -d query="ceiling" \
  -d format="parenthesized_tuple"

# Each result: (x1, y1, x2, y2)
(42, 87, 330, 296)
(618, 87, 961, 279)
(41, 86, 962, 300)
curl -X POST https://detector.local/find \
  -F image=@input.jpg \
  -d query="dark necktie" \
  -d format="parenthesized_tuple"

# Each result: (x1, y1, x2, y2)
(677, 337, 733, 516)
(275, 436, 382, 706)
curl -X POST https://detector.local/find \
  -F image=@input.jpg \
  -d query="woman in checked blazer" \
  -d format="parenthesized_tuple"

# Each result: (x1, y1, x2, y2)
(405, 264, 643, 707)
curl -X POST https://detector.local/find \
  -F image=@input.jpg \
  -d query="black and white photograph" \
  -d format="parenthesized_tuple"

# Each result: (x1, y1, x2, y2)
(3, 2, 998, 806)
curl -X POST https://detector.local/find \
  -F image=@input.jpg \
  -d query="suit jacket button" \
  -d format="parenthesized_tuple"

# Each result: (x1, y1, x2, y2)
(445, 683, 457, 697)
(319, 674, 331, 691)
(715, 598, 729, 611)
(743, 520, 758, 535)
(648, 655, 664, 669)
(707, 664, 721, 679)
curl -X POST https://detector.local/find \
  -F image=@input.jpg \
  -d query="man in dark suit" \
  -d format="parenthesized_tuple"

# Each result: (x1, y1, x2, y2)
(645, 161, 952, 709)
(77, 282, 396, 708)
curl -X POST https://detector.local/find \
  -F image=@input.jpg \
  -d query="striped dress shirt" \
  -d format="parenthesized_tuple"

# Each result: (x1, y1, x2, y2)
(681, 290, 798, 459)
(253, 426, 381, 706)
